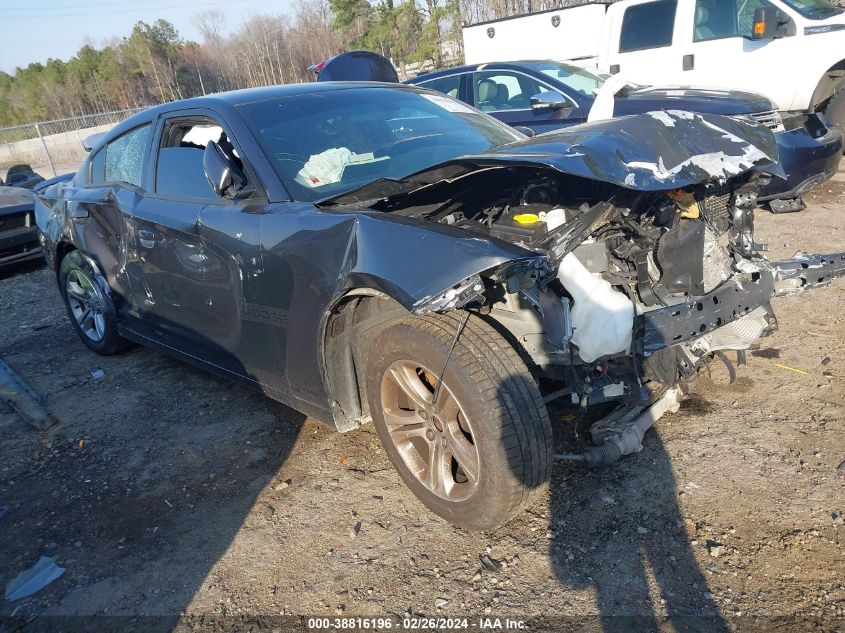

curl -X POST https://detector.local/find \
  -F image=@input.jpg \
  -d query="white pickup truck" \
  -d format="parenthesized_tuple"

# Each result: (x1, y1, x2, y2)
(462, 0, 845, 130)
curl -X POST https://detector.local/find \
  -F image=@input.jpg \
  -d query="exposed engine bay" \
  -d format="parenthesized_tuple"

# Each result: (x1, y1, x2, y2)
(426, 170, 773, 392)
(319, 111, 845, 461)
(363, 167, 845, 462)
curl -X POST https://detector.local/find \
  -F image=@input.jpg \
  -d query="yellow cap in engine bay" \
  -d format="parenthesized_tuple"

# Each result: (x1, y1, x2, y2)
(513, 213, 542, 225)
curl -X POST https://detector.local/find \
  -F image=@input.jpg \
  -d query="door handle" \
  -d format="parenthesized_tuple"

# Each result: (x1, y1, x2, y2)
(683, 54, 695, 71)
(138, 229, 156, 249)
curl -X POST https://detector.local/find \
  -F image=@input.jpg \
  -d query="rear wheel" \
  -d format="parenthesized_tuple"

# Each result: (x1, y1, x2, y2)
(59, 251, 131, 355)
(364, 312, 552, 530)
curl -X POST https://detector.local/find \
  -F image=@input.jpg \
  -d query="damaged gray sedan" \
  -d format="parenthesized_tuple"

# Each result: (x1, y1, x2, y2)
(35, 83, 845, 529)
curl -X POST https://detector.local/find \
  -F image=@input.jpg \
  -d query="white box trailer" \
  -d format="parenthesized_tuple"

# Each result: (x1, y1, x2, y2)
(462, 4, 609, 65)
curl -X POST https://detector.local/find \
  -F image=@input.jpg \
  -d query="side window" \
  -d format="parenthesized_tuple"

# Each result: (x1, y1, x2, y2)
(154, 119, 235, 199)
(736, 0, 777, 37)
(694, 0, 777, 42)
(474, 71, 557, 112)
(418, 75, 461, 99)
(619, 0, 678, 52)
(104, 124, 151, 188)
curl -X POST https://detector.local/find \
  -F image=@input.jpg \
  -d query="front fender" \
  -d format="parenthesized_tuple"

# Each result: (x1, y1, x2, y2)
(792, 40, 845, 111)
(341, 212, 545, 311)
(261, 206, 546, 412)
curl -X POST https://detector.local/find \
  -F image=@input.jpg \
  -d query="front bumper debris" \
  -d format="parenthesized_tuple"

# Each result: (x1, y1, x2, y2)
(772, 252, 845, 295)
(640, 252, 845, 354)
(758, 113, 843, 202)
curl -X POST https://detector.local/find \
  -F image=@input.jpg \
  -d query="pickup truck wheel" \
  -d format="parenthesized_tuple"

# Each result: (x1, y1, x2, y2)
(822, 87, 845, 137)
(59, 251, 131, 355)
(364, 312, 552, 530)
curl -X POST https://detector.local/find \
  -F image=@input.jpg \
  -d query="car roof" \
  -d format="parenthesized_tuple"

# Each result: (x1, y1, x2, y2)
(104, 82, 422, 145)
(207, 81, 414, 105)
(409, 61, 583, 82)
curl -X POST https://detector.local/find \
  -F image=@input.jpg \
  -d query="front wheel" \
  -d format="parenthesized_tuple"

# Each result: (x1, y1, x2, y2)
(59, 251, 131, 355)
(364, 312, 552, 530)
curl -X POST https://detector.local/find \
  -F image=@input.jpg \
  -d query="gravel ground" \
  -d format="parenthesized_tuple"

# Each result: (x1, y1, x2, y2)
(1, 179, 844, 632)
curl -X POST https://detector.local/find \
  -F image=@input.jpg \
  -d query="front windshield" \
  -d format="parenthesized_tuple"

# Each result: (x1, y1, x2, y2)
(780, 0, 843, 18)
(237, 87, 521, 203)
(532, 62, 642, 97)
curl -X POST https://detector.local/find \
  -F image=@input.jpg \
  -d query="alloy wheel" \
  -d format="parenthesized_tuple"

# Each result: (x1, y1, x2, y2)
(65, 268, 106, 342)
(380, 360, 480, 502)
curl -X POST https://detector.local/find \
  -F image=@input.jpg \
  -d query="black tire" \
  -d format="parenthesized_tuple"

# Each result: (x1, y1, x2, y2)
(364, 312, 552, 530)
(822, 85, 845, 139)
(59, 250, 131, 355)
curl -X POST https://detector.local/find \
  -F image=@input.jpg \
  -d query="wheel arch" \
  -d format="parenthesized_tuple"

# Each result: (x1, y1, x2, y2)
(811, 60, 845, 111)
(54, 240, 77, 277)
(321, 288, 411, 432)
(58, 247, 120, 319)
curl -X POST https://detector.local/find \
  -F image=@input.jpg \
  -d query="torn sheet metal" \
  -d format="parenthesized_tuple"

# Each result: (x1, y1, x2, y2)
(773, 252, 845, 295)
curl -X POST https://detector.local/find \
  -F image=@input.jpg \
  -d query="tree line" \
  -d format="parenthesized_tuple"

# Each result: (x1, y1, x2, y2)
(0, 0, 581, 127)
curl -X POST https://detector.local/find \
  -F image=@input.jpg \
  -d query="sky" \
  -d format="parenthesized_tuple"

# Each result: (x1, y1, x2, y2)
(0, 0, 296, 74)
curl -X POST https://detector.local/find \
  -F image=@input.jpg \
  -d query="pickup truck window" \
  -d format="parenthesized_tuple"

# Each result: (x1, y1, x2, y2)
(619, 0, 678, 52)
(693, 0, 776, 41)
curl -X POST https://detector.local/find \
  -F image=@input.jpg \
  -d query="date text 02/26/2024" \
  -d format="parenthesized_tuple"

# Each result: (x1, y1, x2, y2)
(307, 617, 527, 630)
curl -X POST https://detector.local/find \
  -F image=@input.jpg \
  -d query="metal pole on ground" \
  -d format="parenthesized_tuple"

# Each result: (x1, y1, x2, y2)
(0, 357, 58, 430)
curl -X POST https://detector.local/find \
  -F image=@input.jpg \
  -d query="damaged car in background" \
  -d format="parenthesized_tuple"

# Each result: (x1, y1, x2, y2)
(407, 60, 844, 214)
(0, 185, 41, 271)
(35, 83, 845, 530)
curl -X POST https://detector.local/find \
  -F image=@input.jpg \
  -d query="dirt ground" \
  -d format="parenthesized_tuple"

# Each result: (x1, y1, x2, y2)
(2, 177, 845, 632)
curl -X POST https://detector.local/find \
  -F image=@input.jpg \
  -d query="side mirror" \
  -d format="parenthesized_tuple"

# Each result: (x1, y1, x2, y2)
(751, 7, 778, 40)
(513, 126, 536, 138)
(203, 141, 246, 199)
(530, 91, 570, 111)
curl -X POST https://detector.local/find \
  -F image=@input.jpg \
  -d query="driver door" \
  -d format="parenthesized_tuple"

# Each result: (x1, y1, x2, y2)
(127, 110, 263, 380)
(678, 0, 797, 107)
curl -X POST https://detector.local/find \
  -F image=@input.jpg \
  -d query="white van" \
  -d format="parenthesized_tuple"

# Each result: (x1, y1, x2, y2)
(462, 0, 845, 130)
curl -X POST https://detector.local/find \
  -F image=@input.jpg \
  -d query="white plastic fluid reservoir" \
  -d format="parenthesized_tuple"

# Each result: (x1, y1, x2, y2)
(556, 252, 634, 363)
(544, 208, 567, 231)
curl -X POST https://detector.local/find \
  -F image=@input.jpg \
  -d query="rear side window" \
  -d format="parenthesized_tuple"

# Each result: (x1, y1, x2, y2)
(620, 0, 678, 52)
(105, 124, 151, 188)
(417, 75, 462, 100)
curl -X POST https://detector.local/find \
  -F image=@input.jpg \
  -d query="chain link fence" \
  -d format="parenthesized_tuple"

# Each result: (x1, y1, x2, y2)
(0, 108, 147, 182)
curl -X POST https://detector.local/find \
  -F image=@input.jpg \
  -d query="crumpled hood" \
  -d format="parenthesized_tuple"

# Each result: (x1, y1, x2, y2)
(321, 111, 778, 207)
